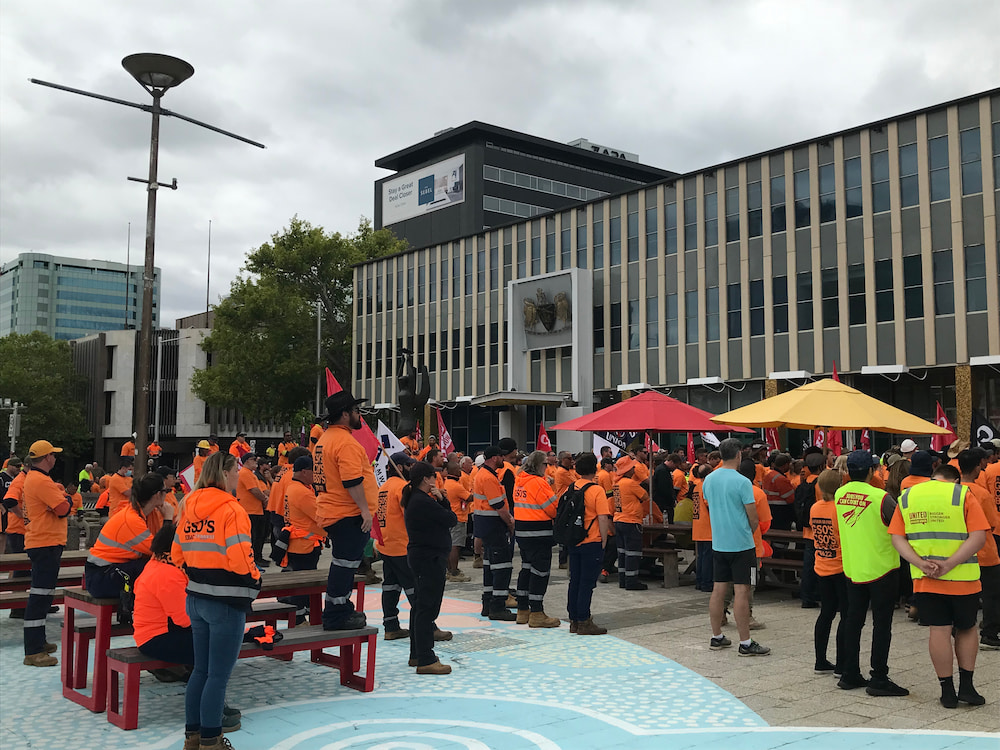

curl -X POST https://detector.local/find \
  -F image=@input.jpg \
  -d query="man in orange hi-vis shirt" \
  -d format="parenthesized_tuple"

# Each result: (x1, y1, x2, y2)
(107, 457, 134, 516)
(120, 437, 136, 458)
(236, 453, 269, 567)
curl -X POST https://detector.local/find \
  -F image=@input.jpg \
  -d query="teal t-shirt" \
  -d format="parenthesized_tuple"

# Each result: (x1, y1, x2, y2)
(703, 467, 755, 552)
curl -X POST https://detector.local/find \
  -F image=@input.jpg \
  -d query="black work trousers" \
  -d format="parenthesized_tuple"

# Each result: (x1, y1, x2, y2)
(842, 569, 898, 682)
(279, 546, 321, 614)
(322, 516, 365, 629)
(408, 552, 446, 667)
(815, 572, 848, 669)
(615, 522, 642, 587)
(248, 514, 269, 567)
(24, 545, 63, 656)
(515, 531, 554, 612)
(980, 563, 1000, 639)
(381, 554, 416, 633)
(482, 523, 513, 611)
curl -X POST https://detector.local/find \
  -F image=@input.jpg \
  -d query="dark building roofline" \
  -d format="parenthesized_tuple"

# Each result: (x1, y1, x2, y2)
(357, 86, 1000, 268)
(374, 120, 677, 180)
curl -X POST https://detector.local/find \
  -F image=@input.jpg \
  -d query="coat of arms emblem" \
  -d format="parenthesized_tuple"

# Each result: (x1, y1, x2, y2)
(523, 288, 571, 333)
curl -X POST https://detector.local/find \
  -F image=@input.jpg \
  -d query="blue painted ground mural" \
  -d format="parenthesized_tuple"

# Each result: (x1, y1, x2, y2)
(0, 592, 993, 750)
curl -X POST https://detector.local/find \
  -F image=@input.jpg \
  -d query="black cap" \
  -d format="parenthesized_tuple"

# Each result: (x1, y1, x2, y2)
(119, 455, 134, 465)
(845, 450, 876, 472)
(498, 437, 517, 454)
(390, 451, 416, 466)
(484, 445, 504, 459)
(155, 465, 177, 478)
(242, 452, 257, 462)
(325, 390, 368, 421)
(292, 455, 313, 472)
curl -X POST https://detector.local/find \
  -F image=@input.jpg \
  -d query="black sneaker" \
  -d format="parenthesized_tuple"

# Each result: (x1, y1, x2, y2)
(980, 633, 1000, 650)
(323, 611, 368, 631)
(866, 678, 909, 697)
(738, 640, 770, 656)
(480, 605, 489, 617)
(709, 635, 732, 651)
(837, 673, 869, 690)
(625, 581, 648, 591)
(800, 601, 819, 609)
(814, 659, 836, 674)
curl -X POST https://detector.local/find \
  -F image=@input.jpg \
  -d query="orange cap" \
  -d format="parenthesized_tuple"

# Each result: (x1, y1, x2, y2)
(28, 440, 63, 459)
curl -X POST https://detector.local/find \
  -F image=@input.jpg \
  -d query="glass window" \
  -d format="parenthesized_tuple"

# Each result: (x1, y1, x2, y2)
(465, 246, 474, 294)
(645, 204, 657, 256)
(899, 143, 918, 208)
(797, 271, 813, 330)
(749, 279, 764, 335)
(628, 299, 640, 349)
(560, 220, 571, 269)
(818, 164, 836, 223)
(770, 175, 786, 233)
(490, 236, 499, 290)
(773, 276, 788, 333)
(665, 200, 677, 254)
(706, 286, 719, 341)
(646, 297, 658, 347)
(610, 302, 622, 351)
(747, 181, 762, 237)
(476, 239, 486, 293)
(844, 157, 862, 218)
(477, 324, 486, 367)
(928, 135, 950, 202)
(932, 249, 954, 315)
(704, 190, 718, 247)
(665, 293, 678, 345)
(490, 322, 499, 366)
(847, 263, 866, 325)
(684, 196, 697, 251)
(464, 327, 473, 368)
(994, 122, 1000, 188)
(871, 150, 890, 213)
(517, 226, 526, 277)
(727, 283, 741, 337)
(610, 201, 622, 266)
(903, 255, 923, 318)
(965, 244, 987, 311)
(685, 290, 698, 342)
(407, 261, 415, 306)
(545, 218, 556, 272)
(593, 203, 604, 268)
(418, 262, 426, 303)
(531, 221, 541, 276)
(627, 196, 639, 262)
(576, 211, 588, 269)
(794, 169, 810, 228)
(961, 128, 982, 195)
(821, 268, 838, 328)
(503, 229, 512, 285)
(875, 259, 894, 322)
(452, 252, 460, 297)
(594, 305, 605, 353)
(725, 186, 740, 241)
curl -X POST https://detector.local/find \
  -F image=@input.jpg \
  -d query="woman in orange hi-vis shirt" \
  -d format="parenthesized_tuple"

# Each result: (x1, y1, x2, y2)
(812, 470, 848, 674)
(376, 455, 416, 643)
(691, 464, 714, 592)
(133, 524, 194, 666)
(173, 451, 260, 748)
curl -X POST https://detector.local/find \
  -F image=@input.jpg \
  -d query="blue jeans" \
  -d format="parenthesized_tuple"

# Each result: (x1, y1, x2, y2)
(567, 542, 602, 621)
(185, 596, 245, 739)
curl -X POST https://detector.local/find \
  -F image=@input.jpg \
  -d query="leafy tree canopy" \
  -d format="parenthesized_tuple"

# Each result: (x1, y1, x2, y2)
(0, 331, 91, 458)
(192, 217, 405, 421)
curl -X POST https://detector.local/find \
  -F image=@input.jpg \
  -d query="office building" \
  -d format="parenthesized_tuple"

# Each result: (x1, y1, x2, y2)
(0, 253, 159, 340)
(355, 90, 1000, 455)
(374, 121, 675, 249)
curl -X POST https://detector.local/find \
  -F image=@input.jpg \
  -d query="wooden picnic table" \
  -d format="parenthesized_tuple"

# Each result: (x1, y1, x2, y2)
(0, 549, 90, 572)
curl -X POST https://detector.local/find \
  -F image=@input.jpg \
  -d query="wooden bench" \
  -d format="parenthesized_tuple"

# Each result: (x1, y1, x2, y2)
(106, 625, 377, 730)
(0, 567, 84, 592)
(0, 590, 64, 610)
(0, 549, 90, 573)
(640, 547, 680, 588)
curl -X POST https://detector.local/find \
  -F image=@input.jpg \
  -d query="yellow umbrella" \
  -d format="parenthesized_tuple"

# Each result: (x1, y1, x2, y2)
(710, 378, 952, 435)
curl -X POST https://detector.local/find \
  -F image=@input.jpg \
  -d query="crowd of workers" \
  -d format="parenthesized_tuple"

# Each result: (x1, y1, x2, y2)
(2, 405, 997, 747)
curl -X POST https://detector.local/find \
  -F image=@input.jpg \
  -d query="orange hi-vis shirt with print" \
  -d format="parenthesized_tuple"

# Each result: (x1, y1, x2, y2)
(107, 472, 133, 516)
(810, 498, 843, 576)
(3, 471, 27, 535)
(964, 480, 1000, 568)
(88, 505, 153, 564)
(267, 466, 294, 516)
(444, 476, 471, 522)
(472, 466, 506, 517)
(575, 478, 612, 546)
(982, 461, 1000, 514)
(285, 479, 325, 555)
(691, 476, 711, 542)
(613, 476, 647, 524)
(23, 468, 69, 549)
(374, 476, 407, 557)
(313, 425, 378, 528)
(513, 472, 558, 523)
(236, 467, 265, 516)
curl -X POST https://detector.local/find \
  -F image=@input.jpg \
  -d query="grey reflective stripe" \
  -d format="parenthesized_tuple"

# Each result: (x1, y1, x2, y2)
(331, 557, 362, 569)
(624, 569, 639, 576)
(474, 509, 500, 517)
(899, 488, 910, 510)
(126, 529, 151, 547)
(490, 561, 513, 570)
(780, 490, 794, 499)
(225, 533, 251, 547)
(472, 493, 487, 500)
(513, 502, 535, 509)
(624, 550, 642, 557)
(86, 554, 115, 566)
(906, 531, 969, 541)
(180, 541, 229, 554)
(95, 532, 144, 554)
(924, 555, 979, 564)
(528, 593, 544, 600)
(187, 581, 259, 599)
(488, 497, 506, 509)
(528, 566, 550, 577)
(273, 539, 288, 551)
(516, 530, 553, 538)
(382, 584, 401, 592)
(325, 594, 349, 605)
(951, 483, 963, 506)
(23, 619, 47, 628)
(403, 587, 414, 597)
(764, 489, 780, 497)
(28, 587, 55, 595)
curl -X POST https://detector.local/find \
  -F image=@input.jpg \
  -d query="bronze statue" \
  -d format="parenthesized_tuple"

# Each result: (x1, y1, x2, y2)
(396, 348, 430, 437)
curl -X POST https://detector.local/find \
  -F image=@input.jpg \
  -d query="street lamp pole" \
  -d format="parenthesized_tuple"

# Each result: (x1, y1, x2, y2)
(30, 53, 264, 477)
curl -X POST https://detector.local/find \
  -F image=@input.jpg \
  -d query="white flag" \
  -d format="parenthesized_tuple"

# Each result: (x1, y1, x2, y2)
(374, 421, 407, 486)
(593, 433, 621, 457)
(699, 432, 721, 447)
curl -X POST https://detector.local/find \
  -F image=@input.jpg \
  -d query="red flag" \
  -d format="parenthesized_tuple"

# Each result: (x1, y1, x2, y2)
(832, 362, 840, 382)
(686, 432, 695, 464)
(436, 408, 455, 454)
(765, 427, 780, 452)
(415, 421, 422, 444)
(860, 429, 871, 451)
(813, 428, 825, 449)
(931, 402, 957, 452)
(825, 363, 843, 455)
(537, 422, 552, 452)
(644, 433, 660, 453)
(325, 369, 380, 462)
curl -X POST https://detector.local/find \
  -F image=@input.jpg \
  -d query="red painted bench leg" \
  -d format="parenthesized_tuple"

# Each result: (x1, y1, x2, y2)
(74, 630, 91, 689)
(61, 605, 75, 692)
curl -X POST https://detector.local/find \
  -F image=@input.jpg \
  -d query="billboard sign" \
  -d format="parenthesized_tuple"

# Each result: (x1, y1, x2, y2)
(381, 154, 465, 225)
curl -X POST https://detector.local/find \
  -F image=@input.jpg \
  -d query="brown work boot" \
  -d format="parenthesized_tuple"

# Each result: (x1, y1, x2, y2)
(199, 735, 235, 749)
(183, 731, 200, 750)
(23, 652, 58, 667)
(569, 620, 579, 633)
(446, 570, 471, 583)
(505, 594, 518, 608)
(408, 657, 419, 667)
(432, 628, 453, 641)
(528, 611, 561, 628)
(384, 628, 410, 641)
(415, 660, 452, 675)
(473, 554, 483, 569)
(43, 642, 57, 654)
(516, 609, 530, 625)
(576, 617, 608, 635)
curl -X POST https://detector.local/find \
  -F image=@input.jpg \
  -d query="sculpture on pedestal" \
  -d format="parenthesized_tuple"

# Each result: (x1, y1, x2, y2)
(396, 348, 430, 437)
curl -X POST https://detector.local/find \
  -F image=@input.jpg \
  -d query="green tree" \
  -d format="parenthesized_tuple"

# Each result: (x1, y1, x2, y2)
(192, 217, 405, 420)
(0, 331, 91, 458)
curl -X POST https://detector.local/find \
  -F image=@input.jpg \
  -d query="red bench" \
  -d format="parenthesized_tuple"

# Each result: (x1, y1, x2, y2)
(106, 624, 377, 730)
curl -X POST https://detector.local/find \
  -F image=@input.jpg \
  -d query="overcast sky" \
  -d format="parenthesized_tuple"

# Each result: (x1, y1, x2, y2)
(1, 0, 997, 327)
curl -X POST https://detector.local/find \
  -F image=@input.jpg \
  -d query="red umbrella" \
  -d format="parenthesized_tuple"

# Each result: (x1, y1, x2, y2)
(550, 391, 754, 433)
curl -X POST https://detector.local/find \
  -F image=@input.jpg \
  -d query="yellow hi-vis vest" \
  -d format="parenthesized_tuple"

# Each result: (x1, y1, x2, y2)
(834, 481, 900, 583)
(899, 480, 979, 582)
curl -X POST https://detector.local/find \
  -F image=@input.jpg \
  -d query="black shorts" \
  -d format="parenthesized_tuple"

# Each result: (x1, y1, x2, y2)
(916, 592, 979, 629)
(712, 548, 756, 585)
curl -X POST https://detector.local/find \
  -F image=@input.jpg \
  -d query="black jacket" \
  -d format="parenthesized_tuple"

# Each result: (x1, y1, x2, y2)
(651, 464, 677, 511)
(404, 488, 457, 558)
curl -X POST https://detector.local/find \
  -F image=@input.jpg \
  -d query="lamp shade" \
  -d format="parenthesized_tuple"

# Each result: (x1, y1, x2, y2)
(122, 53, 194, 89)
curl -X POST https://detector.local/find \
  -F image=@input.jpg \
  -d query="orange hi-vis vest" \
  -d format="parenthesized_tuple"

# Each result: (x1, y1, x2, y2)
(513, 472, 558, 524)
(172, 486, 261, 609)
(87, 505, 153, 566)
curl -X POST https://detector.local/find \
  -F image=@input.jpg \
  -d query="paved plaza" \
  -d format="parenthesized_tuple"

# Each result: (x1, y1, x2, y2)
(1, 547, 996, 749)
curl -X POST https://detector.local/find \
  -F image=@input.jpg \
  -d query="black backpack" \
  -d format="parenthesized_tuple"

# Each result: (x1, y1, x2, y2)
(554, 482, 597, 547)
(793, 478, 817, 530)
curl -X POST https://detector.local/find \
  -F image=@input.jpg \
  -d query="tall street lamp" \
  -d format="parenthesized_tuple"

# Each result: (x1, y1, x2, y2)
(31, 54, 265, 475)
